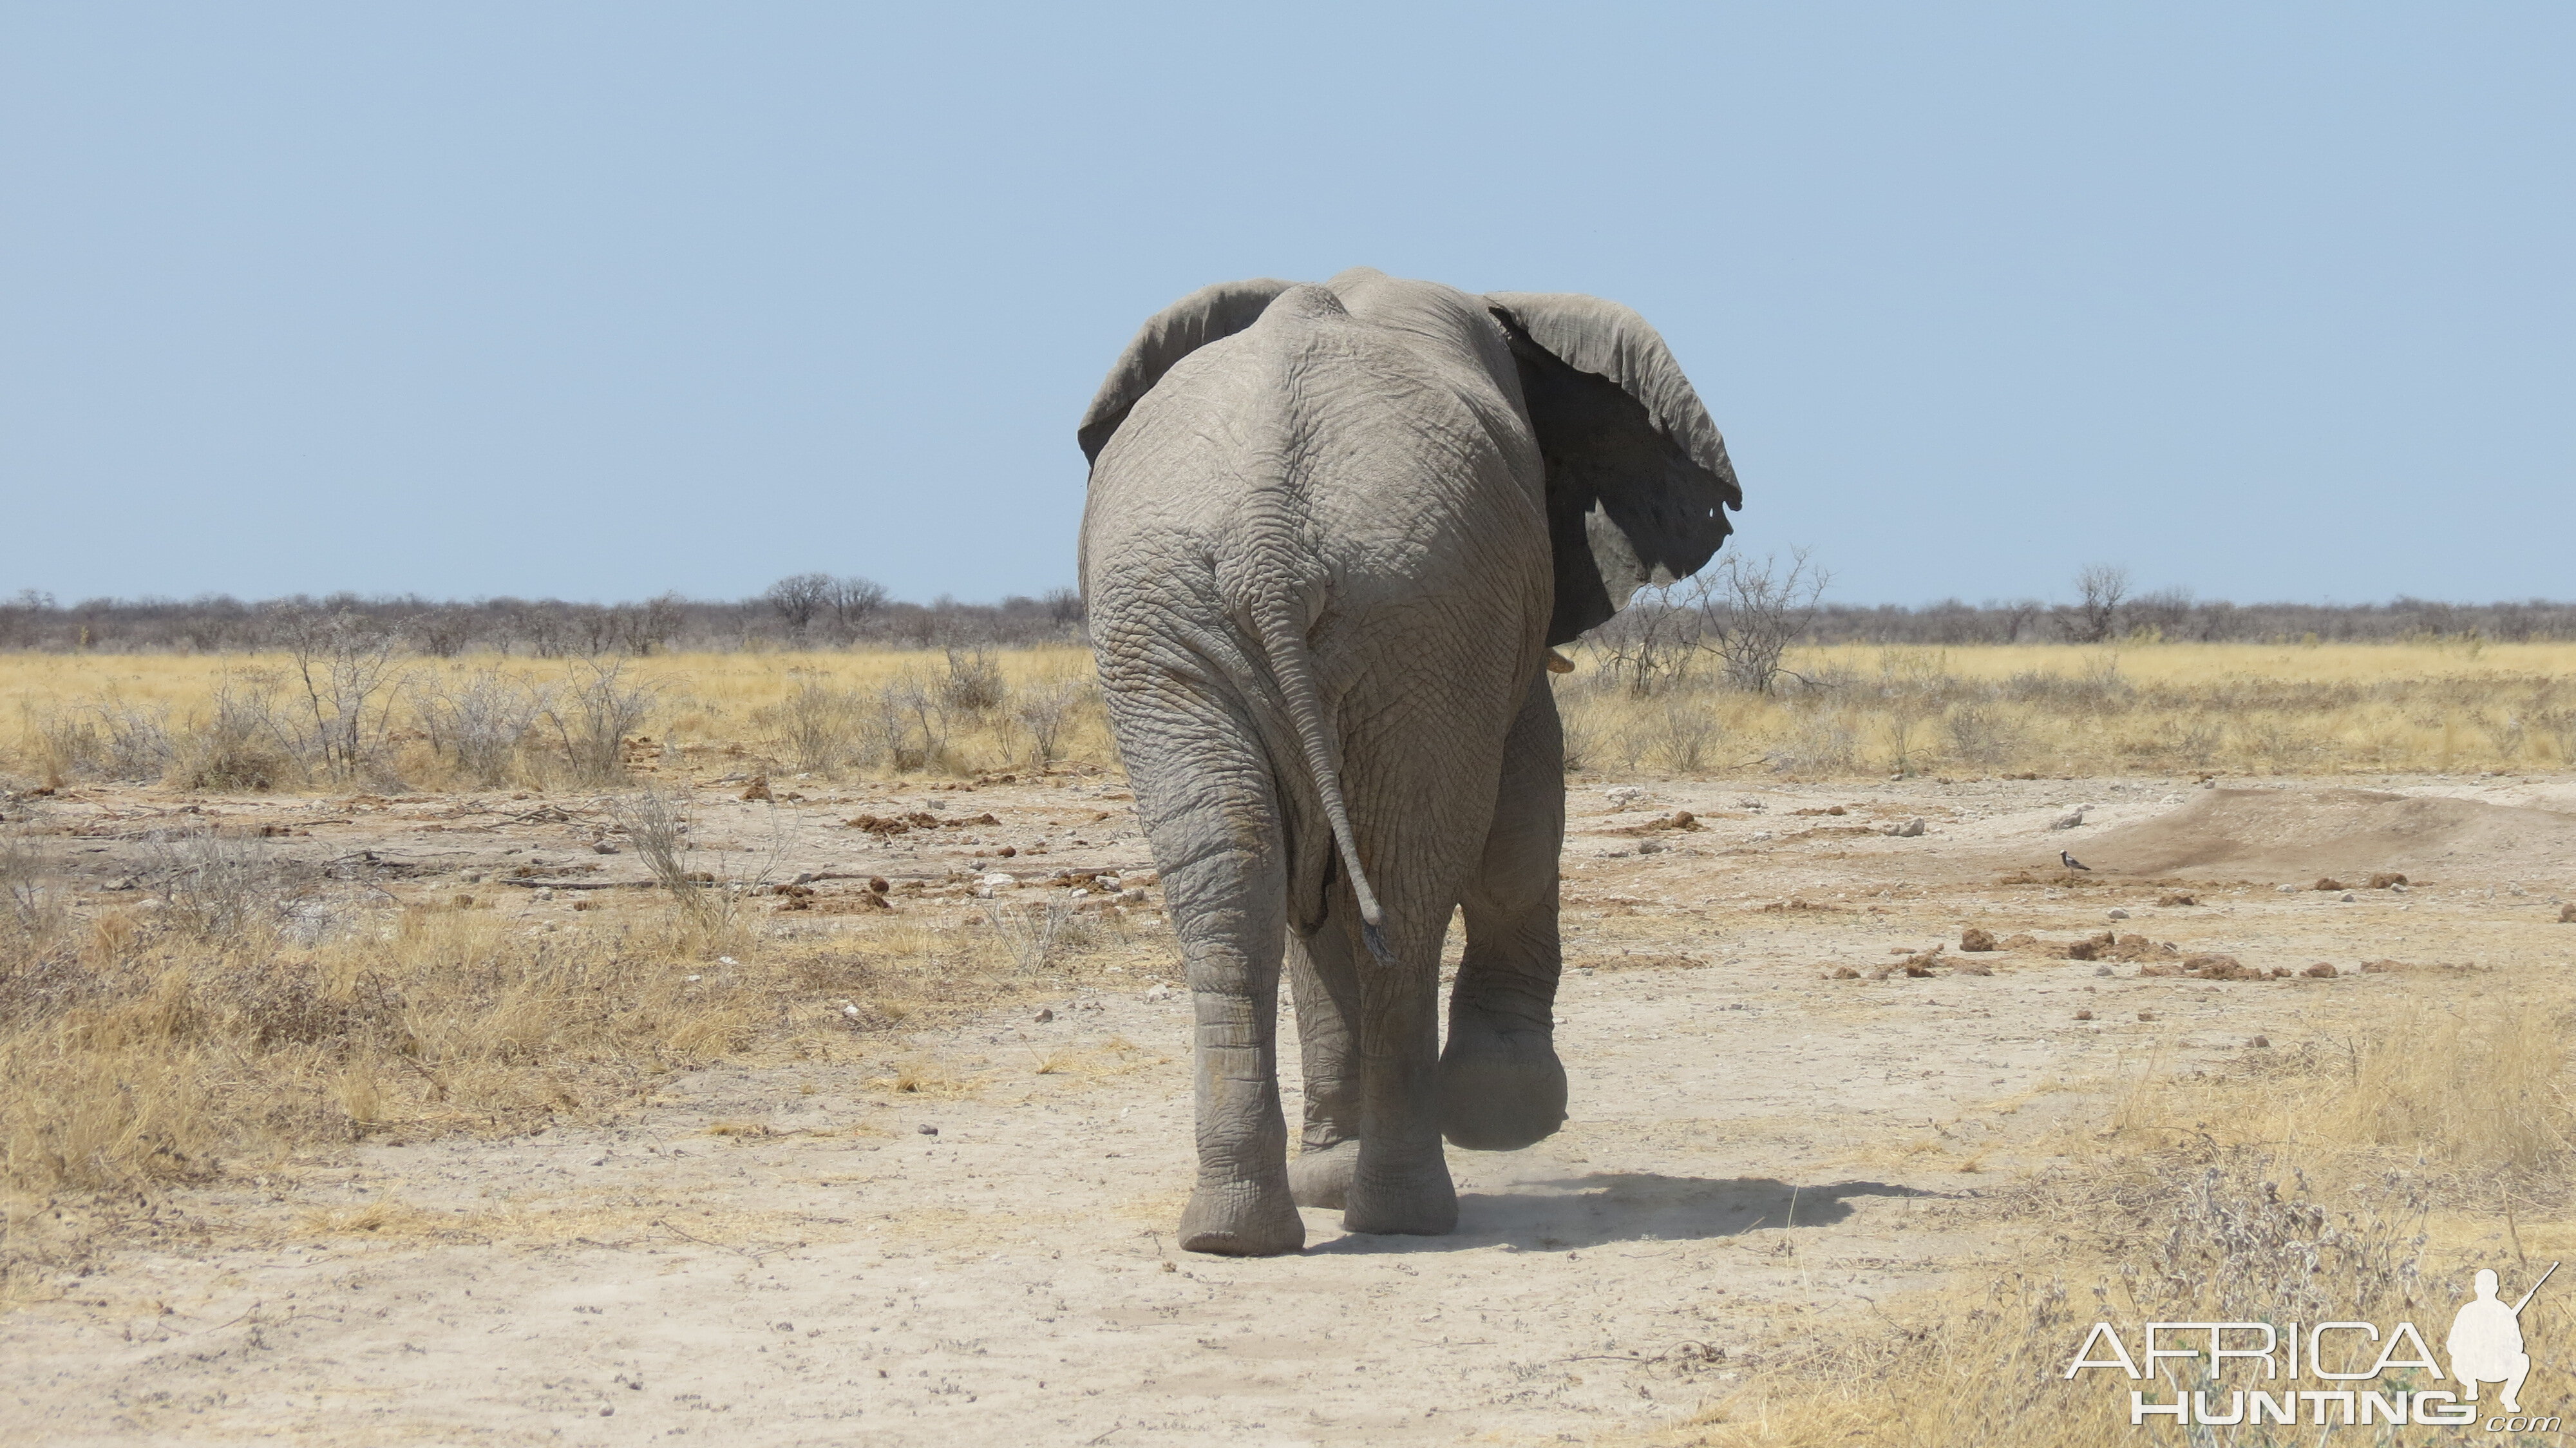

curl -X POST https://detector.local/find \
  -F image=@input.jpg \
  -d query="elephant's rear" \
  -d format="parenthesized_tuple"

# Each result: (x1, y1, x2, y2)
(1080, 283, 1547, 933)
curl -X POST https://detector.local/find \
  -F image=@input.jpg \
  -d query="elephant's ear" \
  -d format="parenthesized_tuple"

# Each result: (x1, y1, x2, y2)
(1484, 292, 1742, 645)
(1077, 278, 1301, 464)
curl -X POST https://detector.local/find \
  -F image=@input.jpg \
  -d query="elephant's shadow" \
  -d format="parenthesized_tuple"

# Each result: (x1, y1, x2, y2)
(1307, 1173, 1942, 1254)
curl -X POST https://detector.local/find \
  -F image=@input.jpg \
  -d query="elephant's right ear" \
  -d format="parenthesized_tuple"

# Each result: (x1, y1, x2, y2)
(1077, 278, 1300, 464)
(1484, 292, 1742, 645)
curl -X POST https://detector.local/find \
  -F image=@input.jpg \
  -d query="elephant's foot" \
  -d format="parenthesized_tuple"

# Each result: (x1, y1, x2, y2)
(1438, 1020, 1567, 1151)
(1288, 1139, 1359, 1209)
(1178, 1176, 1305, 1257)
(1341, 1157, 1459, 1237)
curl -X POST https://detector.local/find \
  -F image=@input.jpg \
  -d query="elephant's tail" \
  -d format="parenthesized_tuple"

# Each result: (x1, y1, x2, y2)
(1253, 598, 1397, 967)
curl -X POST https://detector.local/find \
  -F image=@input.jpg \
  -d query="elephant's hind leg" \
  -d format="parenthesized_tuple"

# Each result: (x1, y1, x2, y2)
(1335, 759, 1499, 1239)
(1111, 691, 1305, 1257)
(1441, 674, 1570, 1152)
(1285, 908, 1362, 1210)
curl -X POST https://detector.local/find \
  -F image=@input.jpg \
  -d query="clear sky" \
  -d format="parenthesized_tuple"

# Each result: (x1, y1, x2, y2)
(4, 4, 2568, 609)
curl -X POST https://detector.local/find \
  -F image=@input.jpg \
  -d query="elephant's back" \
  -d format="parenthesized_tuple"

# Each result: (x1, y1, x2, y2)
(1082, 291, 1544, 602)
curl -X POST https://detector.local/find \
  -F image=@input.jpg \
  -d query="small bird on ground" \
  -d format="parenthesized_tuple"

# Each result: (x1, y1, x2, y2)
(2061, 850, 2091, 871)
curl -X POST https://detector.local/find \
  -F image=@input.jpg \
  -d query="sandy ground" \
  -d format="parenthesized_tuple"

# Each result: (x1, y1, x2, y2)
(6, 767, 2575, 1445)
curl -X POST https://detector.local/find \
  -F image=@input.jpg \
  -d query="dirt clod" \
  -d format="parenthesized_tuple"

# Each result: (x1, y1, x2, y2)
(1960, 927, 2001, 952)
(2301, 962, 2340, 978)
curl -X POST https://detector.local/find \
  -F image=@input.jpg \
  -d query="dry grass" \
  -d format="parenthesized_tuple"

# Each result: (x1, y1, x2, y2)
(1654, 969, 2576, 1447)
(0, 820, 1169, 1299)
(1557, 641, 2576, 778)
(2, 647, 1115, 791)
(0, 903, 762, 1200)
(11, 642, 2576, 789)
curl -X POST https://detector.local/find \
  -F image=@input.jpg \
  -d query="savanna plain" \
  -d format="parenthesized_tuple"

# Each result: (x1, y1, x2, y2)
(5, 642, 2576, 1446)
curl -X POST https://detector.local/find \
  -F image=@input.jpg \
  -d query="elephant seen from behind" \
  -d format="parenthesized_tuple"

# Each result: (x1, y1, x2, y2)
(1077, 267, 1740, 1255)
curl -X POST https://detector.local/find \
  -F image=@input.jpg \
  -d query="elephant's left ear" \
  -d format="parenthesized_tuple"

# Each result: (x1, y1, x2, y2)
(1077, 278, 1300, 464)
(1484, 292, 1742, 645)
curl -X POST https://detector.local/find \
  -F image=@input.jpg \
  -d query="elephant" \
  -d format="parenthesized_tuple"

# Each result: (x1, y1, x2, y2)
(1076, 267, 1739, 1255)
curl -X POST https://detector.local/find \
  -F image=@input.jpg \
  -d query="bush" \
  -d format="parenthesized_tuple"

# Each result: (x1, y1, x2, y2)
(144, 829, 319, 944)
(548, 659, 655, 785)
(1010, 678, 1091, 767)
(765, 678, 867, 773)
(169, 675, 301, 792)
(940, 646, 1008, 715)
(418, 671, 552, 788)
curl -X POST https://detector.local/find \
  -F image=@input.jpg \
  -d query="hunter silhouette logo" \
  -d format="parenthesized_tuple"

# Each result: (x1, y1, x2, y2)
(2449, 1262, 2553, 1415)
(2066, 1262, 2559, 1429)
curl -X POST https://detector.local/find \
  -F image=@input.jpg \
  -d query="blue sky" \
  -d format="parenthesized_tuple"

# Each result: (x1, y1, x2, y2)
(3, 4, 2568, 607)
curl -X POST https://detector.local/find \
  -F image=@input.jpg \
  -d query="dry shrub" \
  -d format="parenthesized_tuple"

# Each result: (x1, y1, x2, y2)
(940, 645, 1009, 716)
(867, 674, 950, 772)
(142, 828, 321, 942)
(762, 676, 867, 773)
(1768, 703, 1859, 776)
(167, 674, 301, 790)
(276, 608, 407, 782)
(1942, 703, 2019, 767)
(1011, 676, 1094, 767)
(1, 826, 69, 946)
(605, 790, 746, 948)
(417, 669, 551, 787)
(25, 695, 174, 785)
(981, 891, 1105, 972)
(547, 658, 655, 785)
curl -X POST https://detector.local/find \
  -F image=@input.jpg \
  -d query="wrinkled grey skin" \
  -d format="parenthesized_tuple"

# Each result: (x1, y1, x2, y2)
(1077, 269, 1740, 1255)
